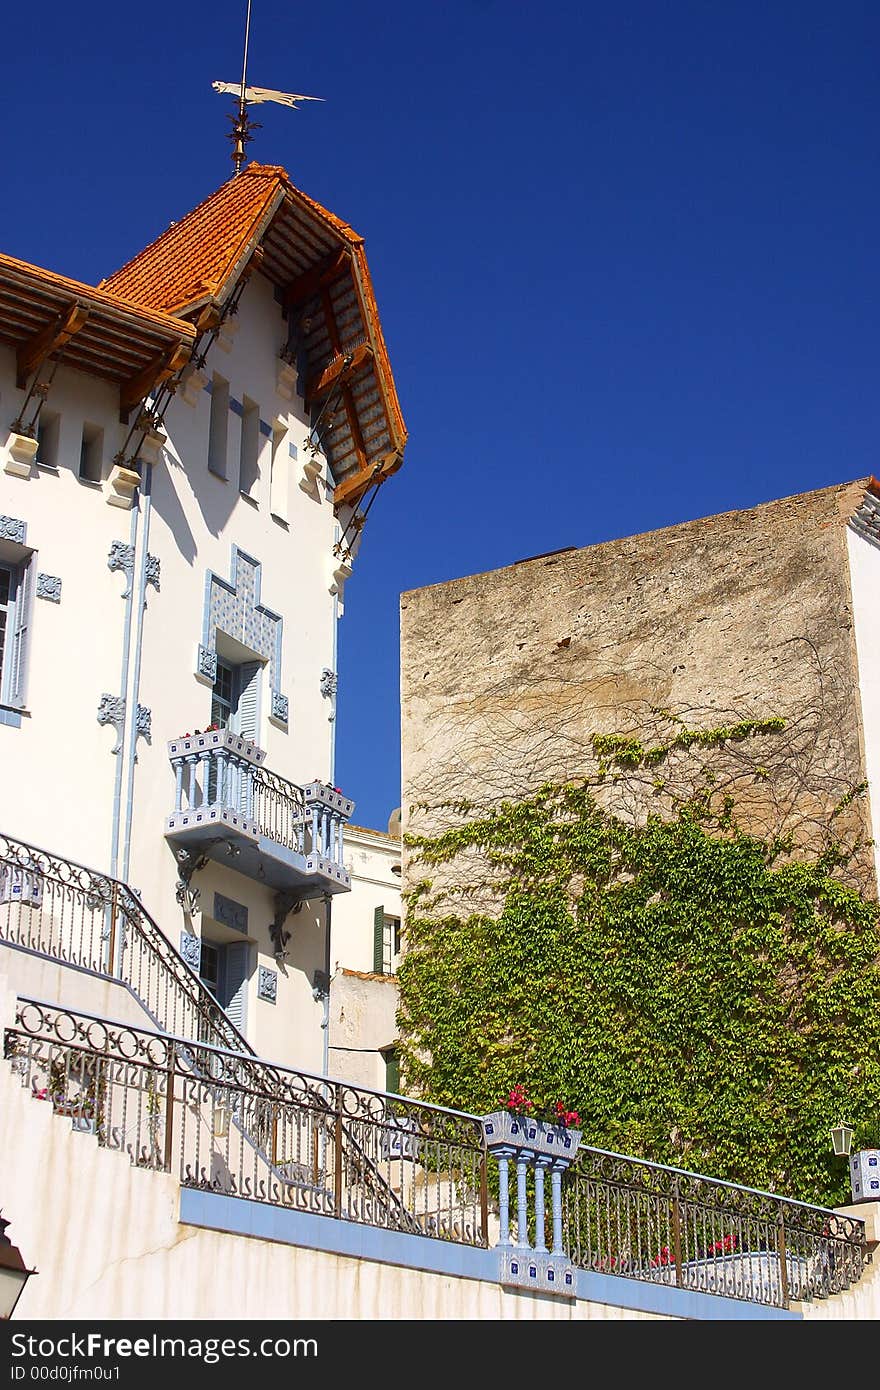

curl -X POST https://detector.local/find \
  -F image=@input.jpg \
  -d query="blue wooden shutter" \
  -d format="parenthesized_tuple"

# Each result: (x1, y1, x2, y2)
(223, 942, 250, 1035)
(373, 905, 385, 974)
(9, 559, 34, 708)
(235, 661, 262, 744)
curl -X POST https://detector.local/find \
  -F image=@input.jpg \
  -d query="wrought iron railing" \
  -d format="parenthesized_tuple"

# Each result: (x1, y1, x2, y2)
(251, 765, 307, 854)
(562, 1146, 868, 1307)
(5, 1000, 489, 1246)
(0, 832, 248, 1055)
(0, 832, 409, 1229)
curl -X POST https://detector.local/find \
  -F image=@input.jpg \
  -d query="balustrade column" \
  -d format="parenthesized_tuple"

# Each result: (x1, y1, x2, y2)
(497, 1152, 512, 1246)
(198, 749, 212, 806)
(244, 763, 255, 821)
(516, 1157, 530, 1249)
(335, 818, 345, 866)
(534, 1158, 549, 1253)
(185, 755, 198, 809)
(550, 1163, 565, 1255)
(215, 749, 227, 806)
(174, 759, 184, 812)
(311, 805, 320, 857)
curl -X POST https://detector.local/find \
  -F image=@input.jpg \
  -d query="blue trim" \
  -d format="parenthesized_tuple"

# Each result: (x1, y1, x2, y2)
(178, 1191, 802, 1320)
(229, 398, 244, 417)
(259, 420, 273, 439)
(0, 706, 22, 728)
(288, 443, 298, 460)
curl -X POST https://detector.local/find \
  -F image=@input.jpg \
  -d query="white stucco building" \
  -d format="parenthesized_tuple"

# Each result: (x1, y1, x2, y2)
(0, 161, 406, 1073)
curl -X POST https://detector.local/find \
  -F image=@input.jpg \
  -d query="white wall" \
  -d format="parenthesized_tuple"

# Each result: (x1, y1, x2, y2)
(0, 269, 357, 1075)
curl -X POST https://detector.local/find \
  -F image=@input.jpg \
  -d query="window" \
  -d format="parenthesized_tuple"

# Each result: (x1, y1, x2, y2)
(269, 420, 288, 521)
(36, 411, 60, 469)
(208, 374, 229, 478)
(0, 559, 34, 710)
(373, 906, 402, 975)
(239, 396, 260, 499)
(208, 657, 263, 801)
(78, 424, 103, 483)
(198, 939, 250, 1035)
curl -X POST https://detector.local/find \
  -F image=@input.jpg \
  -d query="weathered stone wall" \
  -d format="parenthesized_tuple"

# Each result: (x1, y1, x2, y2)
(400, 479, 875, 890)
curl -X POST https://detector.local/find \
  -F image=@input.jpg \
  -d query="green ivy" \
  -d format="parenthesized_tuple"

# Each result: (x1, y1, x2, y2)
(398, 769, 880, 1208)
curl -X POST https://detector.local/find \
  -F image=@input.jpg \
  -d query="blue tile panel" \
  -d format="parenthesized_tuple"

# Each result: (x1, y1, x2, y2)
(200, 546, 284, 689)
(178, 1191, 802, 1320)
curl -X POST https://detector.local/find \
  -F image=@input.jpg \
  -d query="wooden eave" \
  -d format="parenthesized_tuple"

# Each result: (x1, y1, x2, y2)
(189, 181, 407, 509)
(0, 254, 195, 408)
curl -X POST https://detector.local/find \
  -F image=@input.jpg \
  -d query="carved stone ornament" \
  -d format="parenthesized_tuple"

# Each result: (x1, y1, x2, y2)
(257, 966, 278, 1004)
(36, 574, 62, 602)
(0, 515, 26, 545)
(271, 690, 289, 725)
(97, 694, 126, 755)
(197, 644, 218, 684)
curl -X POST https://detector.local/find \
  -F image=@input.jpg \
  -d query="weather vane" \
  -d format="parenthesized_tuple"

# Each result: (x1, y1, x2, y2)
(213, 0, 325, 175)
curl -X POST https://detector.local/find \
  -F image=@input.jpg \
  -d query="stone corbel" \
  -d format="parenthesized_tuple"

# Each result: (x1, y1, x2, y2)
(217, 317, 239, 353)
(106, 464, 141, 510)
(178, 365, 207, 407)
(277, 360, 298, 401)
(2, 431, 39, 478)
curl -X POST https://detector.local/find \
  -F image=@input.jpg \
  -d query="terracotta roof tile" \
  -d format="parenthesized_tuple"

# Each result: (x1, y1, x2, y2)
(99, 164, 285, 315)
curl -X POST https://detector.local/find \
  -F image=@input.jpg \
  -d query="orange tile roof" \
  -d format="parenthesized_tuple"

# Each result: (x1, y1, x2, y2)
(98, 162, 406, 488)
(99, 165, 284, 315)
(100, 163, 362, 316)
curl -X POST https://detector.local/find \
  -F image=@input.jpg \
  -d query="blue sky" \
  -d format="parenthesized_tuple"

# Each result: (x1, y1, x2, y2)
(6, 2, 879, 829)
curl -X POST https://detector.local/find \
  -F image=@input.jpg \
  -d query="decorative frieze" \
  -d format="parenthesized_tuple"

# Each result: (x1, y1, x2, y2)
(0, 515, 26, 545)
(257, 966, 277, 1004)
(213, 892, 248, 935)
(36, 574, 62, 603)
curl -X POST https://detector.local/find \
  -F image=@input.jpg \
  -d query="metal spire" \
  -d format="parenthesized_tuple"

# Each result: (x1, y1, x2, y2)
(213, 0, 325, 175)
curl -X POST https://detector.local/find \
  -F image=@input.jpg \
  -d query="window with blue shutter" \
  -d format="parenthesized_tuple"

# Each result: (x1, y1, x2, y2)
(235, 661, 262, 744)
(0, 556, 34, 709)
(222, 942, 250, 1035)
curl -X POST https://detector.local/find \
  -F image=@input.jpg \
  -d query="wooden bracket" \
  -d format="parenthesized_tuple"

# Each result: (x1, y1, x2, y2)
(119, 342, 191, 420)
(304, 342, 372, 403)
(333, 449, 401, 509)
(16, 302, 89, 388)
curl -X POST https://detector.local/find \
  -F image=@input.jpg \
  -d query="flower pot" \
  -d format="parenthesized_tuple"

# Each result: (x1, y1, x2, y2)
(482, 1111, 582, 1161)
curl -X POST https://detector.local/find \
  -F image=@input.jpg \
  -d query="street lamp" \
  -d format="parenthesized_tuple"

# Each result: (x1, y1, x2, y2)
(0, 1214, 36, 1319)
(830, 1122, 855, 1157)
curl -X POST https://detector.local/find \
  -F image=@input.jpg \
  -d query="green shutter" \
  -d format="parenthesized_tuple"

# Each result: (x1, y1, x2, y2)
(373, 904, 385, 974)
(384, 1049, 400, 1095)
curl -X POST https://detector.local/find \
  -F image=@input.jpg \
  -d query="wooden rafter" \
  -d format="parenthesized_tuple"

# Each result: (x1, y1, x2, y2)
(16, 302, 89, 387)
(283, 249, 348, 308)
(304, 342, 373, 402)
(119, 342, 191, 418)
(320, 287, 342, 356)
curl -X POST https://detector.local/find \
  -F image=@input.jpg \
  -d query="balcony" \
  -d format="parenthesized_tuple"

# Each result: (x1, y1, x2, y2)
(164, 730, 354, 897)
